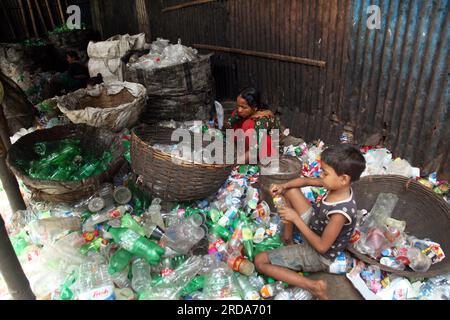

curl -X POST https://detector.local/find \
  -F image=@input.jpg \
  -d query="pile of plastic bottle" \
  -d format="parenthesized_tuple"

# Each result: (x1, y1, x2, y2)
(1, 137, 449, 301)
(3, 164, 316, 301)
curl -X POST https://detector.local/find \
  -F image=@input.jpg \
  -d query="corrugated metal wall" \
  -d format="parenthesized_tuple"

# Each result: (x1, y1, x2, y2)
(346, 0, 449, 175)
(146, 0, 449, 176)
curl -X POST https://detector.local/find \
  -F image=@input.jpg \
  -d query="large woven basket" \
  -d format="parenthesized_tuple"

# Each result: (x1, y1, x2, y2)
(6, 124, 126, 203)
(350, 175, 450, 278)
(131, 124, 233, 201)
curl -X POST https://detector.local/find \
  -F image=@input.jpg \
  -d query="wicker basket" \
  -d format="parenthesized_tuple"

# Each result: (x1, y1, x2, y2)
(131, 124, 233, 201)
(350, 175, 450, 278)
(6, 124, 126, 203)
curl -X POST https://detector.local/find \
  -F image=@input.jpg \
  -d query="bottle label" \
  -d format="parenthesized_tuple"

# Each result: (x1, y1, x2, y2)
(119, 230, 140, 252)
(78, 285, 116, 300)
(260, 285, 274, 299)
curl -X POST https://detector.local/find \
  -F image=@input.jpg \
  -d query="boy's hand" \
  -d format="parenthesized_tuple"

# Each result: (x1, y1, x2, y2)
(278, 207, 300, 224)
(270, 184, 286, 196)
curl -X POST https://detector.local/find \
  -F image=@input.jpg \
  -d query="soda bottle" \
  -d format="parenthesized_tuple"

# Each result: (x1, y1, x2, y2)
(131, 258, 152, 294)
(209, 223, 232, 242)
(142, 220, 167, 241)
(179, 275, 205, 297)
(121, 214, 146, 237)
(77, 162, 99, 180)
(108, 248, 133, 274)
(160, 257, 175, 277)
(207, 208, 223, 224)
(106, 226, 165, 265)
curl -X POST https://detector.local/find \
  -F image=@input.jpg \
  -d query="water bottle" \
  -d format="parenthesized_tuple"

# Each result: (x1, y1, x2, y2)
(235, 274, 261, 300)
(131, 258, 152, 294)
(77, 263, 116, 300)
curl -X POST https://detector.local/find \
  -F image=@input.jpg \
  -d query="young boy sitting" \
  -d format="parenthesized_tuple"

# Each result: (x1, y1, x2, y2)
(254, 144, 366, 300)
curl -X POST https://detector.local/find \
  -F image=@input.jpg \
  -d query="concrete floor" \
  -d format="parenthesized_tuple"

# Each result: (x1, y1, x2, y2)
(307, 273, 363, 300)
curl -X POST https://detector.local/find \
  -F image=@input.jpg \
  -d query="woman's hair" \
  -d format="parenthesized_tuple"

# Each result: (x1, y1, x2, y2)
(239, 87, 269, 110)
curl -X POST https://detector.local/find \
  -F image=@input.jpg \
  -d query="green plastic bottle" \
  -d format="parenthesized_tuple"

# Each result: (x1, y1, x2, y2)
(121, 214, 146, 237)
(106, 226, 165, 265)
(80, 237, 104, 255)
(108, 249, 134, 275)
(180, 275, 205, 297)
(207, 208, 223, 224)
(209, 223, 232, 242)
(241, 218, 255, 261)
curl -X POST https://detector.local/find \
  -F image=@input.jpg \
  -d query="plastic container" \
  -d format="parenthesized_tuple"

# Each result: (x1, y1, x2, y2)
(88, 197, 105, 213)
(407, 247, 432, 273)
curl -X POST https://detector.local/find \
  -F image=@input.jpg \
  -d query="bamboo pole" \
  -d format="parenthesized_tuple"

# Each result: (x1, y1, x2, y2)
(34, 0, 48, 34)
(162, 0, 215, 13)
(44, 0, 56, 29)
(26, 0, 39, 38)
(18, 0, 30, 38)
(193, 44, 327, 68)
(56, 0, 65, 25)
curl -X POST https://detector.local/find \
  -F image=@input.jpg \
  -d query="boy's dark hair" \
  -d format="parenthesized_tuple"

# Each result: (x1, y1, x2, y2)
(66, 50, 80, 60)
(321, 144, 366, 182)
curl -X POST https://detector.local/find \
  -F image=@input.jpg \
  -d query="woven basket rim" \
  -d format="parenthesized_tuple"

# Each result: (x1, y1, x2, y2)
(131, 125, 234, 169)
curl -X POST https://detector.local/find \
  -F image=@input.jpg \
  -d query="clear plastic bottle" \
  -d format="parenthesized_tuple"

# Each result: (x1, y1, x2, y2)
(77, 263, 116, 300)
(165, 214, 206, 254)
(146, 198, 165, 229)
(248, 273, 266, 292)
(235, 274, 261, 300)
(99, 183, 115, 209)
(131, 258, 152, 294)
(111, 268, 131, 288)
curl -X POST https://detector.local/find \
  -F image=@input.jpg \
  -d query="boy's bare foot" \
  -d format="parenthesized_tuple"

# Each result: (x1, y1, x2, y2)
(310, 280, 329, 300)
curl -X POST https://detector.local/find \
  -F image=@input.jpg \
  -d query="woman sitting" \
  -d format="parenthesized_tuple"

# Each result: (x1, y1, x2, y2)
(225, 87, 281, 164)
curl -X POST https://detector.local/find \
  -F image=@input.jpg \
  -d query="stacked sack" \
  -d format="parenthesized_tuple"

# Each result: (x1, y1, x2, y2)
(87, 34, 147, 84)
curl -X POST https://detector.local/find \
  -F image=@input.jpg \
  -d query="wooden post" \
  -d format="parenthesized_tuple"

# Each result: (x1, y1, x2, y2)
(44, 0, 56, 29)
(136, 0, 151, 41)
(34, 0, 48, 34)
(18, 0, 30, 38)
(26, 0, 39, 38)
(193, 44, 327, 68)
